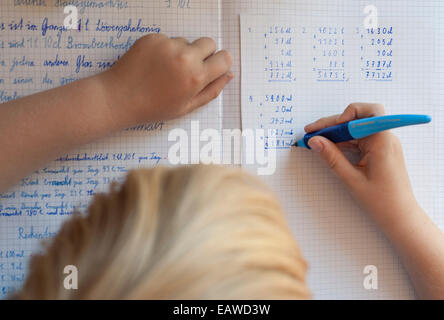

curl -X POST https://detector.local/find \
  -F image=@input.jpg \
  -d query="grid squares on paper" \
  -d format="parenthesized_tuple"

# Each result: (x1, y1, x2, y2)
(237, 0, 440, 299)
(0, 0, 222, 298)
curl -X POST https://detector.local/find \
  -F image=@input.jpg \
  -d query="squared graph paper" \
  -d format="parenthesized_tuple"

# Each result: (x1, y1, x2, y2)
(239, 1, 441, 299)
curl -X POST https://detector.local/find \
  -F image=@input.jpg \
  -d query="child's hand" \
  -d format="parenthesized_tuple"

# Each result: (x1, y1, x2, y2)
(305, 103, 420, 232)
(99, 34, 233, 127)
(307, 104, 444, 299)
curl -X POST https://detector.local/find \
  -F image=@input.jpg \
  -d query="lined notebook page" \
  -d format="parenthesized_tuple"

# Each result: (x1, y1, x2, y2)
(0, 1, 222, 298)
(240, 4, 438, 299)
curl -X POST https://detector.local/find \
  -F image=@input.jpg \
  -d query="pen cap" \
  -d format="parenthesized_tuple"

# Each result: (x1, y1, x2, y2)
(348, 114, 432, 139)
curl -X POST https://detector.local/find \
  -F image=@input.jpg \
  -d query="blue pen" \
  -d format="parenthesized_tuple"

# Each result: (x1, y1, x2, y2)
(294, 114, 432, 149)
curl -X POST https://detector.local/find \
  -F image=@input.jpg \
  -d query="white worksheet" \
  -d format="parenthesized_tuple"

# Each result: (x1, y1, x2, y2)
(240, 4, 443, 299)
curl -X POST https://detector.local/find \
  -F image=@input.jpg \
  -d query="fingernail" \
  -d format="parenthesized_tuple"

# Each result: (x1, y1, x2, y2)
(227, 71, 234, 78)
(308, 138, 323, 152)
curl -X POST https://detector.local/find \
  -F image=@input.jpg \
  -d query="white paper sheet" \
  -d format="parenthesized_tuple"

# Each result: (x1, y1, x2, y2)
(240, 6, 440, 299)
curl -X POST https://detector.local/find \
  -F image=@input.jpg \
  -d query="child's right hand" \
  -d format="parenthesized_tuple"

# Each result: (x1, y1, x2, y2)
(305, 103, 420, 233)
(307, 104, 444, 299)
(98, 34, 233, 128)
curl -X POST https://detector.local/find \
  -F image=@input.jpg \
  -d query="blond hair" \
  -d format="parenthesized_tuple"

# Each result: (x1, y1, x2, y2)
(14, 165, 310, 299)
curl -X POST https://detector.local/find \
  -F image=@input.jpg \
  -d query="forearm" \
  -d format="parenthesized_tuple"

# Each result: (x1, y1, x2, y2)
(0, 34, 233, 193)
(0, 75, 119, 192)
(383, 205, 444, 299)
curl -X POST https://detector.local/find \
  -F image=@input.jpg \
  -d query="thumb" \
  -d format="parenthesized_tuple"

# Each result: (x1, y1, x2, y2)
(308, 136, 363, 188)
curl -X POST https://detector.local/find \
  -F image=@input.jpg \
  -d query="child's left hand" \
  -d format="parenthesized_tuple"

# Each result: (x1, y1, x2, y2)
(0, 33, 233, 192)
(98, 34, 233, 128)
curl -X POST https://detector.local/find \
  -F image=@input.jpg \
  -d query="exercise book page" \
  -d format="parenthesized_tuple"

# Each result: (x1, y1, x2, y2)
(0, 0, 222, 298)
(240, 5, 438, 299)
